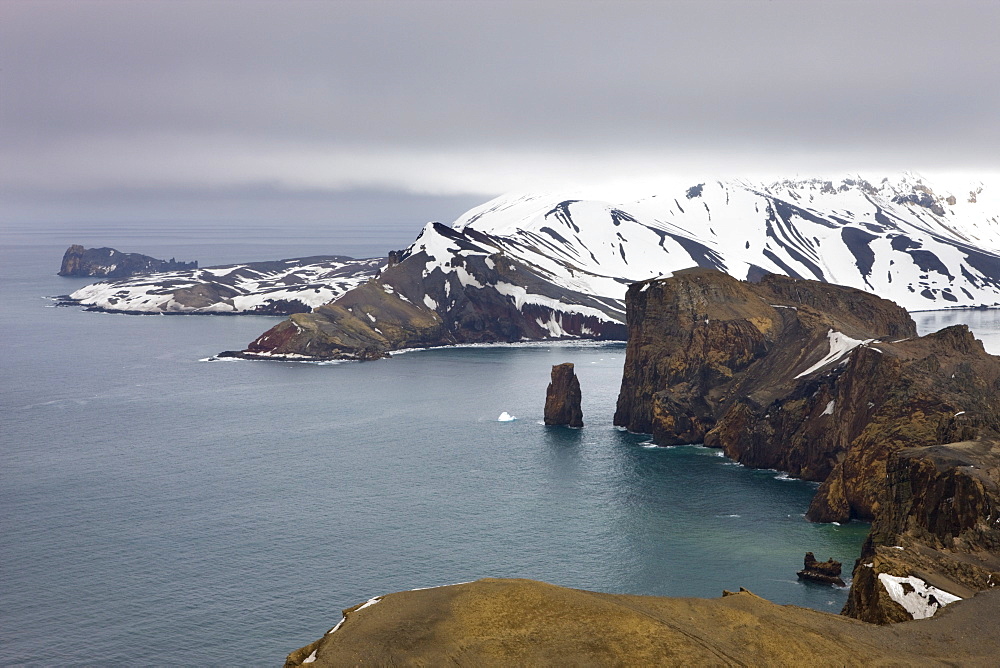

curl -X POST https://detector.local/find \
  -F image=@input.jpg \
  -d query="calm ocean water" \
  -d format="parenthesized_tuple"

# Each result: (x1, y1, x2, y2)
(3, 222, 999, 665)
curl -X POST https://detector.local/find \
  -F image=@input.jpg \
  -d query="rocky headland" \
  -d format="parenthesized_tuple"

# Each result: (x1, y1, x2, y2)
(284, 578, 1000, 667)
(59, 244, 198, 278)
(544, 362, 584, 427)
(613, 267, 1000, 622)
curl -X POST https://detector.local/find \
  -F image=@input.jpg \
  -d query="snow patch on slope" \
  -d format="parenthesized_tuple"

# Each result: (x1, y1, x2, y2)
(878, 573, 961, 619)
(796, 330, 876, 379)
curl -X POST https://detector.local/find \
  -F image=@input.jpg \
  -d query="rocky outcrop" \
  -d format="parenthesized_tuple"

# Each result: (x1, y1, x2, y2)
(614, 269, 1000, 521)
(59, 244, 197, 277)
(544, 363, 583, 427)
(284, 578, 1000, 666)
(797, 552, 845, 587)
(613, 268, 1000, 622)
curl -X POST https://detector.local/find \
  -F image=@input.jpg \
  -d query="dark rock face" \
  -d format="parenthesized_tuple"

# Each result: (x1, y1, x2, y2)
(544, 363, 583, 428)
(614, 267, 1000, 622)
(59, 244, 197, 277)
(797, 552, 845, 587)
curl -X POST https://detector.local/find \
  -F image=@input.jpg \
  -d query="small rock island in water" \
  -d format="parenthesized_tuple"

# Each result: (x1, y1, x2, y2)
(543, 362, 583, 428)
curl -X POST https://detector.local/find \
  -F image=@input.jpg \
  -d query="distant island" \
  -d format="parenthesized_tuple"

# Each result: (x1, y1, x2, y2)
(58, 250, 383, 316)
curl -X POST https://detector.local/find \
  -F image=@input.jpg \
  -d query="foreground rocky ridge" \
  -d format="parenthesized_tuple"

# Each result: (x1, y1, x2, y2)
(614, 268, 1000, 622)
(234, 174, 1000, 360)
(285, 578, 1000, 666)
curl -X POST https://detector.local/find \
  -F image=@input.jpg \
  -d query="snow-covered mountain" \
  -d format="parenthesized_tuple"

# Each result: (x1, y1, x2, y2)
(233, 174, 1000, 360)
(443, 173, 1000, 312)
(64, 255, 383, 315)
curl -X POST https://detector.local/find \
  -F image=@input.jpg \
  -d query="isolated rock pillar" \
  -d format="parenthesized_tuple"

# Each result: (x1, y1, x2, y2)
(544, 362, 583, 428)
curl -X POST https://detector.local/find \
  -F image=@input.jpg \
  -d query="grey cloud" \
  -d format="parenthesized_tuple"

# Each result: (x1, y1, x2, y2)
(3, 0, 998, 222)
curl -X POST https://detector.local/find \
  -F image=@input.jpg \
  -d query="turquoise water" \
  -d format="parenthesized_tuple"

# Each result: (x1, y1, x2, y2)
(2, 224, 996, 664)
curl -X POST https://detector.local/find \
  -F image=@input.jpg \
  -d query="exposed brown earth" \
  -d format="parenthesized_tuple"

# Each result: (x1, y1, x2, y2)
(285, 578, 1000, 667)
(544, 362, 583, 427)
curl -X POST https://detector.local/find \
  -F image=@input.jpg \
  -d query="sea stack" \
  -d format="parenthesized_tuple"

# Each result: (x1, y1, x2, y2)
(797, 552, 845, 587)
(544, 363, 583, 428)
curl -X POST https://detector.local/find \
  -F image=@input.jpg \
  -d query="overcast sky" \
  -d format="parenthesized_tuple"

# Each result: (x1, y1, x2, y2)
(3, 0, 999, 227)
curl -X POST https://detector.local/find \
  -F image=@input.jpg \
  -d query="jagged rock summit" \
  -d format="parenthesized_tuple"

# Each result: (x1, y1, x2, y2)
(59, 244, 197, 278)
(233, 173, 1000, 360)
(544, 362, 583, 427)
(613, 267, 1000, 623)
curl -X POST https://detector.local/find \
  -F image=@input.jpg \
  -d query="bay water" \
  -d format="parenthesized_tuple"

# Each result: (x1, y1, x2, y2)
(3, 221, 998, 665)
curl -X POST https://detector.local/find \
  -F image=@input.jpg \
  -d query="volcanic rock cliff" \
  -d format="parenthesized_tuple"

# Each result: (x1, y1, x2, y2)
(614, 268, 1000, 621)
(59, 244, 197, 278)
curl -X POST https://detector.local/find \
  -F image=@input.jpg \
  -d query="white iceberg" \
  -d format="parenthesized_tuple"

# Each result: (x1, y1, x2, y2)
(497, 412, 517, 422)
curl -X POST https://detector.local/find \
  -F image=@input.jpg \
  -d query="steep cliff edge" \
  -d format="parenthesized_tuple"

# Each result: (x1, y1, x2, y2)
(614, 268, 1000, 621)
(284, 578, 1000, 666)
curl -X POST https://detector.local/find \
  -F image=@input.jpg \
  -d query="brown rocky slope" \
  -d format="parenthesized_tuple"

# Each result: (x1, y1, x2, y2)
(613, 268, 1000, 622)
(285, 578, 1000, 667)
